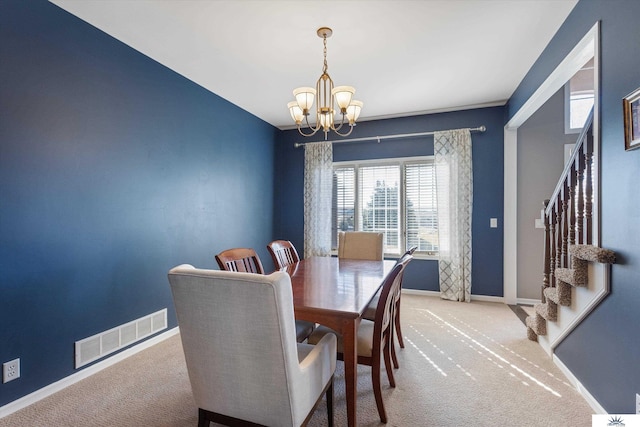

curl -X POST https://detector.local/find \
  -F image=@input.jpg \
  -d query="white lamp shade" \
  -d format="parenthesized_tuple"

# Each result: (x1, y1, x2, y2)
(293, 87, 316, 111)
(346, 100, 363, 124)
(332, 86, 355, 110)
(319, 111, 334, 130)
(288, 101, 304, 123)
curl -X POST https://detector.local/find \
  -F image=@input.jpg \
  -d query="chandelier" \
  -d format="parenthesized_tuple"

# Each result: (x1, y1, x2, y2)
(287, 27, 363, 139)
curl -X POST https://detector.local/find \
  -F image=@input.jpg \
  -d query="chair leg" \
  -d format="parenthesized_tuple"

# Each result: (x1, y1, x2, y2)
(395, 298, 404, 348)
(198, 409, 210, 427)
(383, 332, 396, 388)
(371, 355, 388, 423)
(326, 377, 334, 427)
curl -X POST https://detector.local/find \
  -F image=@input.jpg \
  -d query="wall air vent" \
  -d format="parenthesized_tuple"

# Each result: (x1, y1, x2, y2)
(75, 308, 167, 369)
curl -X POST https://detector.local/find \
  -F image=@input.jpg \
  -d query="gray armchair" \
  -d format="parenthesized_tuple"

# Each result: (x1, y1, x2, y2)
(168, 265, 337, 427)
(337, 231, 384, 260)
(215, 247, 315, 343)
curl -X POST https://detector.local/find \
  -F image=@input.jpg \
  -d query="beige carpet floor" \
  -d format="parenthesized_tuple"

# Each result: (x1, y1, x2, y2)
(0, 295, 594, 426)
(520, 304, 536, 317)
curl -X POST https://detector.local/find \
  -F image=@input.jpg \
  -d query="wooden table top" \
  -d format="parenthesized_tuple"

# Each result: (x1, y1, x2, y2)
(283, 256, 396, 320)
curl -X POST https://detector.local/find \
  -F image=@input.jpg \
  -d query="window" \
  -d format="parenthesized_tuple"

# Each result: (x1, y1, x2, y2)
(332, 157, 437, 257)
(565, 58, 595, 134)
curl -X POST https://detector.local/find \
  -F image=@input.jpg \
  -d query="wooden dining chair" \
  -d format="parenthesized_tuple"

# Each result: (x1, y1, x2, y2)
(307, 256, 411, 423)
(363, 246, 417, 368)
(391, 246, 417, 351)
(215, 247, 265, 274)
(267, 240, 300, 270)
(337, 231, 384, 260)
(215, 247, 315, 343)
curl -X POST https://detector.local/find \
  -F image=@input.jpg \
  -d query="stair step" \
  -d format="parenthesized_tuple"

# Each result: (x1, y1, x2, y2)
(555, 262, 588, 287)
(526, 326, 538, 341)
(535, 300, 557, 321)
(570, 244, 616, 264)
(525, 314, 547, 336)
(544, 282, 572, 306)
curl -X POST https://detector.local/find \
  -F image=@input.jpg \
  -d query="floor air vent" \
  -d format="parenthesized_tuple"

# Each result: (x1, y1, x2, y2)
(75, 309, 167, 369)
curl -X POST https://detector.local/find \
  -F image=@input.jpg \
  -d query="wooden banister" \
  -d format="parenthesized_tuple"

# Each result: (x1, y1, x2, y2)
(541, 109, 594, 299)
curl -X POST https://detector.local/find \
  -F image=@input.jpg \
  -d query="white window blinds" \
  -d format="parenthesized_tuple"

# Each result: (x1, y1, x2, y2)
(332, 156, 436, 256)
(358, 165, 400, 253)
(332, 167, 355, 249)
(405, 162, 438, 254)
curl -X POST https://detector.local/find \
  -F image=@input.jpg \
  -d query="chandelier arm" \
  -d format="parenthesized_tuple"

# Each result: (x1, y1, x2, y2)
(304, 113, 321, 133)
(330, 111, 348, 131)
(331, 123, 355, 138)
(297, 125, 319, 137)
(297, 114, 320, 137)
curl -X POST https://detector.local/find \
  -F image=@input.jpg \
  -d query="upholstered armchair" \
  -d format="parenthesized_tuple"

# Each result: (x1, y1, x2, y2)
(168, 265, 337, 427)
(337, 231, 384, 260)
(215, 247, 315, 343)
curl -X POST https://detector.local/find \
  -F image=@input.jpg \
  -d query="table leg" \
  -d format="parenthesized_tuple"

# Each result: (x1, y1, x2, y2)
(341, 318, 359, 427)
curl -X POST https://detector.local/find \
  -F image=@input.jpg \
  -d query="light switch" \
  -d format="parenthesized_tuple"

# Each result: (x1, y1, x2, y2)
(490, 218, 498, 228)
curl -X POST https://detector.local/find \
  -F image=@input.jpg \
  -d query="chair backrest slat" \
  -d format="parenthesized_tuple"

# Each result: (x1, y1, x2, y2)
(215, 248, 265, 274)
(267, 240, 300, 270)
(372, 259, 409, 337)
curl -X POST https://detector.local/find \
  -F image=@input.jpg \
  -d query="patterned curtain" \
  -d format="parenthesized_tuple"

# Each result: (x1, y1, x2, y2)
(434, 129, 473, 302)
(303, 141, 333, 258)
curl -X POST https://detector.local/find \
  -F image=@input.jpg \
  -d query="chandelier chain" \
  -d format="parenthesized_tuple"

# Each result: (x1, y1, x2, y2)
(322, 36, 328, 74)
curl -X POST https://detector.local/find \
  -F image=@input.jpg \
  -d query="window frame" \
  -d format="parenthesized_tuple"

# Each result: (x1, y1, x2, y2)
(332, 155, 437, 260)
(564, 60, 595, 134)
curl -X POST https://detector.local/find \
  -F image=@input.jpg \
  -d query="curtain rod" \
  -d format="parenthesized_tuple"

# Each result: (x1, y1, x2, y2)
(293, 125, 486, 148)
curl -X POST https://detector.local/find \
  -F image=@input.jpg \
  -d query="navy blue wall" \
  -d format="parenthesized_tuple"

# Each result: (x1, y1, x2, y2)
(508, 0, 640, 413)
(274, 107, 504, 296)
(0, 1, 275, 405)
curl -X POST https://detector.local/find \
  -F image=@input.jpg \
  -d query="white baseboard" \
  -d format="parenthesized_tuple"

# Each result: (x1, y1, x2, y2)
(471, 294, 504, 303)
(553, 354, 606, 414)
(402, 288, 440, 297)
(517, 298, 541, 306)
(402, 289, 504, 303)
(0, 327, 180, 419)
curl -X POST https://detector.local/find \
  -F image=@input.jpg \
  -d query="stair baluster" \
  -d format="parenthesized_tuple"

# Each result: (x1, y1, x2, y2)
(576, 143, 585, 245)
(584, 131, 594, 245)
(561, 183, 569, 269)
(567, 163, 576, 264)
(549, 207, 557, 288)
(542, 199, 551, 302)
(555, 195, 562, 276)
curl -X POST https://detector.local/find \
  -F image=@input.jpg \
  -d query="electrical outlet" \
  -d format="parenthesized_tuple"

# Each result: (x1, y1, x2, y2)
(636, 393, 640, 414)
(2, 358, 20, 383)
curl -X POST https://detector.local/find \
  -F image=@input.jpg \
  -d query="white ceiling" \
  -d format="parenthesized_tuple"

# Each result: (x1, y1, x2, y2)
(49, 0, 577, 130)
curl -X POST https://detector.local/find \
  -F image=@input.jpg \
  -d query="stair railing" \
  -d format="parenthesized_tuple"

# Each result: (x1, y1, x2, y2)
(541, 109, 594, 302)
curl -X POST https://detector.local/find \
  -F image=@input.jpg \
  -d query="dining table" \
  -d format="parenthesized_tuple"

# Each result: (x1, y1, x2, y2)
(282, 256, 397, 427)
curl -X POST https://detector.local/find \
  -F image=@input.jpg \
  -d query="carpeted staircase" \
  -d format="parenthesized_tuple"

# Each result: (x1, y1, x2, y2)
(526, 244, 616, 341)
